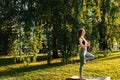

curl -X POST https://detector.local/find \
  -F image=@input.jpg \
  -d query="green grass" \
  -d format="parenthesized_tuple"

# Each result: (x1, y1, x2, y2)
(0, 52, 120, 80)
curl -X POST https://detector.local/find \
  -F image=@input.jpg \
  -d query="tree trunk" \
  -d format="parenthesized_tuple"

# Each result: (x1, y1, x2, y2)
(52, 36, 59, 58)
(98, 22, 108, 51)
(3, 33, 9, 55)
(98, 0, 108, 51)
(52, 20, 59, 58)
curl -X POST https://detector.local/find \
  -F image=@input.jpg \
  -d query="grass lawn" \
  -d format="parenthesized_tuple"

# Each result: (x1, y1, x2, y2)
(0, 52, 120, 80)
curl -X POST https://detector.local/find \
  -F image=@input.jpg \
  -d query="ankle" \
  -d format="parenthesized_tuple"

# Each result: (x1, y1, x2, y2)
(79, 75, 82, 78)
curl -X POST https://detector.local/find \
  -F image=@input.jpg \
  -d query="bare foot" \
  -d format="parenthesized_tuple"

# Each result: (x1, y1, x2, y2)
(79, 76, 86, 80)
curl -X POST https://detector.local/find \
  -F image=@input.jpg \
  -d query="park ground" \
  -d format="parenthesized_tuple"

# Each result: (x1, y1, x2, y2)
(0, 51, 120, 80)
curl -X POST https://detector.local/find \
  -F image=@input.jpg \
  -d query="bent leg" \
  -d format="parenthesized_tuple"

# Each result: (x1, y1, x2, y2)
(86, 52, 94, 60)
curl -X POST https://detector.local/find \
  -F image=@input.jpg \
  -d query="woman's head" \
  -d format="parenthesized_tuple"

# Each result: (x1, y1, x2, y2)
(77, 28, 86, 45)
(78, 28, 85, 38)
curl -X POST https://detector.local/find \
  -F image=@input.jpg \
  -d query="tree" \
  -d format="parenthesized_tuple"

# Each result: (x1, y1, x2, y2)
(77, 0, 120, 52)
(97, 0, 120, 51)
(0, 0, 43, 64)
(0, 0, 119, 64)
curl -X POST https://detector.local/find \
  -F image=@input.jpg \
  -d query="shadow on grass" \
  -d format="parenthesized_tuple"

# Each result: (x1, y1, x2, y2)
(99, 55, 120, 61)
(72, 53, 120, 63)
(0, 61, 64, 77)
(0, 57, 15, 66)
(0, 55, 48, 66)
(92, 53, 120, 62)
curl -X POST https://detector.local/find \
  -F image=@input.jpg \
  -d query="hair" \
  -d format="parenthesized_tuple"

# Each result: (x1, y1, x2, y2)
(77, 28, 84, 45)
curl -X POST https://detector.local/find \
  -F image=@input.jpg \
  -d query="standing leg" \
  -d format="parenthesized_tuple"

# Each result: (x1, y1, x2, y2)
(79, 49, 86, 79)
(80, 62, 84, 78)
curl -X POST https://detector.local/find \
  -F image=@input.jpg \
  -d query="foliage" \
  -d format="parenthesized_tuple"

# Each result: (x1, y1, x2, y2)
(76, 0, 120, 52)
(0, 0, 120, 64)
(0, 0, 43, 64)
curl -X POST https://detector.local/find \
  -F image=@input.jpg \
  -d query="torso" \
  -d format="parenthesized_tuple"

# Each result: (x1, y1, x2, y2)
(79, 37, 87, 49)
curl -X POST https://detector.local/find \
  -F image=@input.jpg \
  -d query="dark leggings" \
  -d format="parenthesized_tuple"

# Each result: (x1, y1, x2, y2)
(79, 48, 86, 76)
(79, 48, 94, 76)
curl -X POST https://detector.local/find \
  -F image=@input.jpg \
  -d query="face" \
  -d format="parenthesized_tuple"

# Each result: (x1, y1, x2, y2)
(82, 29, 86, 36)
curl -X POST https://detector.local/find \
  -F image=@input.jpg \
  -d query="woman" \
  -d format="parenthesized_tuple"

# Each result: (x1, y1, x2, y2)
(78, 28, 94, 80)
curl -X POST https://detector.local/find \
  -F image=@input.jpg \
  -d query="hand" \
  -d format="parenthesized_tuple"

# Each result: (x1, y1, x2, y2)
(87, 41, 90, 46)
